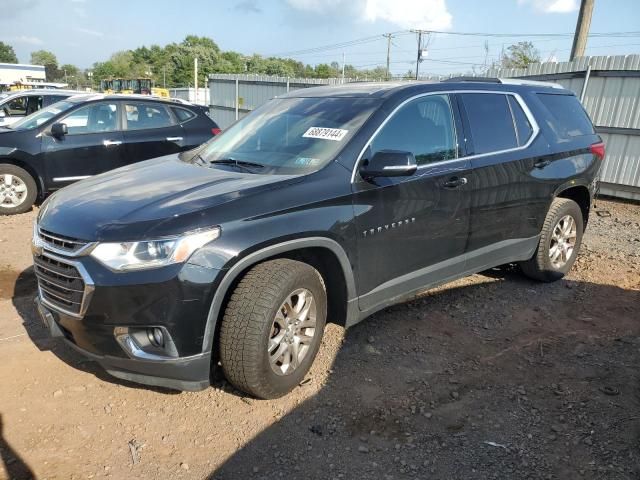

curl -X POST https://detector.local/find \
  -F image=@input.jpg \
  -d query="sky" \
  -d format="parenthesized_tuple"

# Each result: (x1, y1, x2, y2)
(1, 0, 639, 76)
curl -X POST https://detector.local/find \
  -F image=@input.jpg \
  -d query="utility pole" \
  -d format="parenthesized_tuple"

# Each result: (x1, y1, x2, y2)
(411, 30, 429, 80)
(415, 31, 422, 80)
(570, 0, 594, 60)
(194, 57, 198, 104)
(341, 51, 346, 83)
(163, 65, 166, 88)
(383, 33, 393, 80)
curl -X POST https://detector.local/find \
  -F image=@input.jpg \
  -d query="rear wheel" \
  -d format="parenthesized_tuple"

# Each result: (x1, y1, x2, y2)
(219, 259, 327, 399)
(520, 197, 584, 282)
(0, 164, 37, 215)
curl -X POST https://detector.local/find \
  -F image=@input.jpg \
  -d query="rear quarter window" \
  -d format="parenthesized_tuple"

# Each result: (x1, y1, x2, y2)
(171, 107, 196, 122)
(537, 93, 595, 140)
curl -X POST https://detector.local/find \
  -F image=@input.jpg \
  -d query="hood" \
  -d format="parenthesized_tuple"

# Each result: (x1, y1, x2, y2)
(39, 155, 302, 241)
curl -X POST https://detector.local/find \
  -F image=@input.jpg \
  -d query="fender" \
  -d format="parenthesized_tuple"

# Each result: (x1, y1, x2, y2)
(200, 236, 357, 353)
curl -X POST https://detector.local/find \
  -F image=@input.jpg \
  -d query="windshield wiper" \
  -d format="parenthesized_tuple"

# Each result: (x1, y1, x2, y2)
(209, 158, 265, 172)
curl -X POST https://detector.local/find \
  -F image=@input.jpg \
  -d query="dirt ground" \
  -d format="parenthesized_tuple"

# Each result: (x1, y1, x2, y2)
(0, 198, 638, 480)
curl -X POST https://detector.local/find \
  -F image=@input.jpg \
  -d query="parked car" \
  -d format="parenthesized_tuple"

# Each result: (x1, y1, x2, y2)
(0, 89, 83, 126)
(32, 79, 603, 398)
(0, 94, 220, 214)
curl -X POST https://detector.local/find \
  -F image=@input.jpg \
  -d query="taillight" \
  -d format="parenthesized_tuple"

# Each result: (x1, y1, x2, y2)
(212, 128, 222, 135)
(590, 141, 605, 160)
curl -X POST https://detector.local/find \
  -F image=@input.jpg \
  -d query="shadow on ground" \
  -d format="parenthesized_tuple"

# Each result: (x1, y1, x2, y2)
(207, 272, 640, 480)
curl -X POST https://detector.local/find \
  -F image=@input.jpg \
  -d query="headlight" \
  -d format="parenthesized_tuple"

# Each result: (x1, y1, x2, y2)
(90, 227, 220, 271)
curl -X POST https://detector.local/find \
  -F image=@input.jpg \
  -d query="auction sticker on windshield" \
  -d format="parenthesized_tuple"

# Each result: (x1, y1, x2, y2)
(303, 127, 348, 141)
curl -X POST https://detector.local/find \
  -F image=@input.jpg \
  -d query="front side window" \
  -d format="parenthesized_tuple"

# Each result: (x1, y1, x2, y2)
(124, 103, 174, 130)
(461, 93, 518, 155)
(61, 103, 118, 134)
(370, 94, 458, 165)
(198, 97, 379, 175)
(6, 96, 27, 115)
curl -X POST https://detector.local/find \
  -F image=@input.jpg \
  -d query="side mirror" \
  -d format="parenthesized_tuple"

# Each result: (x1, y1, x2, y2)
(360, 150, 417, 179)
(51, 122, 68, 138)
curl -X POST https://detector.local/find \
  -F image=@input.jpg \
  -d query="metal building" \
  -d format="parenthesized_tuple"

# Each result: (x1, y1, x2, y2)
(0, 63, 46, 88)
(207, 74, 354, 129)
(487, 55, 640, 201)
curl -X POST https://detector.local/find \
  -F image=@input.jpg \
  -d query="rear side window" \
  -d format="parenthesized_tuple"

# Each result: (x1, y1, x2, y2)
(507, 96, 533, 146)
(461, 93, 518, 155)
(537, 93, 594, 139)
(171, 107, 196, 122)
(125, 103, 175, 130)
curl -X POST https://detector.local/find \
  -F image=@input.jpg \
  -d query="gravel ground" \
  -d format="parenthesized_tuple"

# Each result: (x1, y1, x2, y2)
(0, 198, 638, 480)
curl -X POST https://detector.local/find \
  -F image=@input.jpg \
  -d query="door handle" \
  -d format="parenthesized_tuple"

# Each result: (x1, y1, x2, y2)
(443, 176, 468, 189)
(166, 136, 183, 142)
(534, 159, 551, 169)
(103, 140, 122, 147)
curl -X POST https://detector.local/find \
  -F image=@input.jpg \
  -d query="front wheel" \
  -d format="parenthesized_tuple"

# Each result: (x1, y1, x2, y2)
(520, 197, 584, 282)
(219, 259, 327, 399)
(0, 164, 38, 215)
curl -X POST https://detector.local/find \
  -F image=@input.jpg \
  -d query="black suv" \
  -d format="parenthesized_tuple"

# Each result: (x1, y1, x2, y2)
(0, 94, 220, 214)
(32, 79, 603, 398)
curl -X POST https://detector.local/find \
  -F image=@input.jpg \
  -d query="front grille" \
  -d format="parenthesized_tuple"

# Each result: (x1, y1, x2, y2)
(34, 254, 86, 315)
(38, 228, 89, 254)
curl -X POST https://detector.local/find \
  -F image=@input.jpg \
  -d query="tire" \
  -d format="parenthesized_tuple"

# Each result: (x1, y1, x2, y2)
(219, 259, 327, 399)
(520, 197, 584, 282)
(0, 164, 37, 215)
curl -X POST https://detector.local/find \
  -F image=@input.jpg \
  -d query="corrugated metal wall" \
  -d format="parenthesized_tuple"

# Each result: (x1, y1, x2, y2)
(208, 74, 351, 129)
(488, 55, 640, 200)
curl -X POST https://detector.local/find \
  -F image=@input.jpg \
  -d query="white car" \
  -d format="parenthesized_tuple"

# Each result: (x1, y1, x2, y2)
(0, 89, 83, 126)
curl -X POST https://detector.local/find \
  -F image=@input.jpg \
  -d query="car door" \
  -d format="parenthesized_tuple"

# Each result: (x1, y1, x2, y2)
(352, 93, 471, 312)
(457, 91, 546, 270)
(40, 101, 124, 189)
(122, 101, 185, 164)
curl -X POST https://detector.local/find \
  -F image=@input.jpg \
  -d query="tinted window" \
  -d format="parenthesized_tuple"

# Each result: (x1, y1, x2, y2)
(461, 93, 517, 154)
(537, 93, 594, 139)
(507, 95, 533, 146)
(172, 107, 195, 122)
(125, 103, 174, 130)
(26, 95, 43, 115)
(62, 103, 118, 134)
(371, 94, 457, 165)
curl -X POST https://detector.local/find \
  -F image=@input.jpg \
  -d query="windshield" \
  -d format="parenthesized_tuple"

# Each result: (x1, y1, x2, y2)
(197, 96, 379, 174)
(10, 100, 75, 130)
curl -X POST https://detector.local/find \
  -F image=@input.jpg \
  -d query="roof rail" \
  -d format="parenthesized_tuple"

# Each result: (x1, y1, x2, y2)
(442, 76, 501, 83)
(498, 78, 564, 89)
(442, 76, 563, 89)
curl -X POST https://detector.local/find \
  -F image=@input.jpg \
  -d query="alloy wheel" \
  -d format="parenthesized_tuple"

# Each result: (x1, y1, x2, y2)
(268, 288, 317, 376)
(549, 214, 577, 269)
(0, 174, 28, 209)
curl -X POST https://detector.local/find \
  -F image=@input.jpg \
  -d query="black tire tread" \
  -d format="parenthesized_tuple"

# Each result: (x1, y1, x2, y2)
(521, 197, 583, 282)
(219, 259, 324, 399)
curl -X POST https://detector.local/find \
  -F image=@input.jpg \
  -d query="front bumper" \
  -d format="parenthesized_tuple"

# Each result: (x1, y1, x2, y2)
(32, 252, 224, 391)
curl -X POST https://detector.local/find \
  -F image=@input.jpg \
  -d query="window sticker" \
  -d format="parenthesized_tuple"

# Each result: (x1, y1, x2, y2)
(294, 157, 320, 166)
(302, 127, 349, 141)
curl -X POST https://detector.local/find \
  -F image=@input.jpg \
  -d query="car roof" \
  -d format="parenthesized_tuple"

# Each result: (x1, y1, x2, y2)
(0, 89, 85, 97)
(66, 93, 194, 105)
(280, 78, 568, 99)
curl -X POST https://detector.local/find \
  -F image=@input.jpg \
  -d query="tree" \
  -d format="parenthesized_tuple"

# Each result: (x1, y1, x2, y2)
(30, 50, 59, 80)
(501, 42, 540, 69)
(0, 42, 18, 63)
